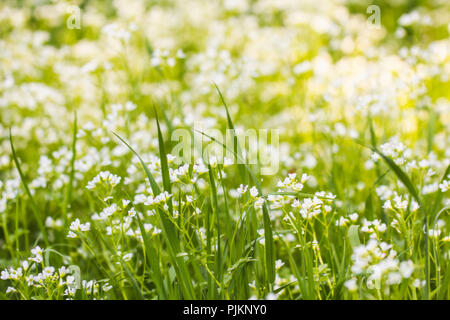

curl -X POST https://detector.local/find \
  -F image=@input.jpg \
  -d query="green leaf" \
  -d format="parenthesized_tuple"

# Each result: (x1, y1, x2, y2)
(347, 225, 361, 248)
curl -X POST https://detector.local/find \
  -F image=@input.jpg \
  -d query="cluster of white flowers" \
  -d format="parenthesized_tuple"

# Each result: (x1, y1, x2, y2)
(45, 216, 64, 229)
(346, 239, 416, 292)
(92, 203, 118, 220)
(150, 48, 185, 68)
(1, 246, 104, 299)
(336, 213, 359, 227)
(276, 173, 310, 192)
(67, 218, 91, 238)
(372, 139, 411, 166)
(377, 187, 420, 213)
(360, 219, 387, 235)
(101, 23, 133, 42)
(89, 199, 163, 241)
(0, 0, 448, 300)
(143, 191, 173, 206)
(292, 196, 325, 220)
(30, 246, 44, 263)
(233, 184, 266, 209)
(440, 177, 450, 192)
(86, 171, 122, 190)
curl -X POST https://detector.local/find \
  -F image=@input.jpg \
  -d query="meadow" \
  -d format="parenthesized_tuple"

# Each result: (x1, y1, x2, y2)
(0, 0, 449, 300)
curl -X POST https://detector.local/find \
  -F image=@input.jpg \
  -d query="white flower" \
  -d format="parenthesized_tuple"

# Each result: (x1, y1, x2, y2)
(439, 180, 449, 192)
(30, 246, 43, 263)
(249, 186, 259, 197)
(99, 203, 118, 219)
(1, 270, 10, 280)
(224, 157, 233, 166)
(80, 222, 90, 231)
(291, 199, 301, 208)
(275, 259, 285, 270)
(293, 61, 311, 75)
(237, 184, 248, 195)
(6, 268, 22, 280)
(122, 199, 131, 207)
(336, 216, 349, 227)
(6, 286, 16, 294)
(393, 195, 408, 210)
(67, 231, 77, 238)
(58, 267, 69, 276)
(422, 183, 438, 194)
(67, 219, 90, 238)
(376, 223, 387, 232)
(265, 292, 279, 300)
(413, 279, 425, 288)
(42, 267, 55, 278)
(387, 272, 402, 285)
(429, 229, 441, 238)
(64, 287, 76, 297)
(125, 101, 137, 111)
(300, 173, 310, 184)
(45, 216, 63, 229)
(254, 197, 265, 209)
(193, 162, 209, 174)
(86, 171, 121, 190)
(291, 182, 303, 192)
(103, 283, 113, 292)
(399, 260, 414, 278)
(123, 253, 133, 261)
(411, 201, 420, 212)
(176, 49, 186, 59)
(344, 278, 357, 292)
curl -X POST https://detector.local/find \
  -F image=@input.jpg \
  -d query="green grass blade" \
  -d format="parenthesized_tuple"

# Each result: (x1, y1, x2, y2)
(135, 213, 167, 299)
(112, 132, 160, 194)
(208, 164, 222, 289)
(196, 98, 276, 287)
(154, 108, 172, 196)
(157, 102, 174, 138)
(214, 83, 248, 184)
(154, 109, 197, 299)
(9, 128, 49, 247)
(374, 149, 421, 204)
(119, 257, 145, 299)
(113, 131, 194, 299)
(63, 111, 77, 216)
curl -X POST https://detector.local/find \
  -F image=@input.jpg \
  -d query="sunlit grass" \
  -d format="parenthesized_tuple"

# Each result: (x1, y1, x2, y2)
(0, 0, 449, 300)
